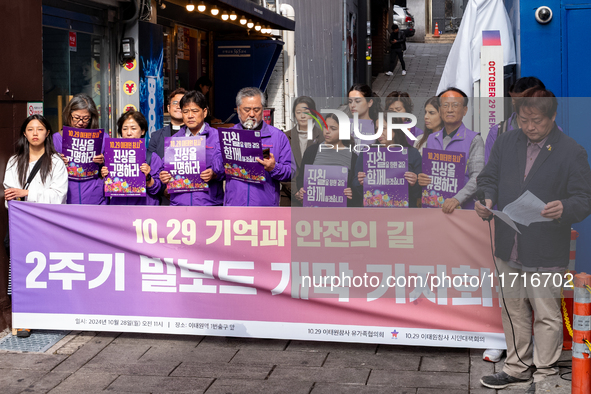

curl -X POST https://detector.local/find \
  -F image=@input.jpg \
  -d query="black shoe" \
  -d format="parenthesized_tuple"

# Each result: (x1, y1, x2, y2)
(480, 371, 532, 389)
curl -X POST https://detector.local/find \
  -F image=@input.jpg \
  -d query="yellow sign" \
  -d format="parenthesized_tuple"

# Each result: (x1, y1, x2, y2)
(123, 80, 137, 96)
(124, 104, 137, 112)
(123, 59, 137, 71)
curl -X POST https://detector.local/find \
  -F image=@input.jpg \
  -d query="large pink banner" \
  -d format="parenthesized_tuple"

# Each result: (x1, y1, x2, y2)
(9, 202, 504, 348)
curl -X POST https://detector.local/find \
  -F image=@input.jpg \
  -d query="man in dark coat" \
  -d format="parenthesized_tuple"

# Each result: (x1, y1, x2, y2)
(385, 24, 406, 76)
(477, 87, 591, 391)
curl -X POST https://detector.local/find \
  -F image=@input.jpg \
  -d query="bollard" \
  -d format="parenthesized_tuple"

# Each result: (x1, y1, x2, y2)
(563, 229, 579, 350)
(572, 272, 591, 394)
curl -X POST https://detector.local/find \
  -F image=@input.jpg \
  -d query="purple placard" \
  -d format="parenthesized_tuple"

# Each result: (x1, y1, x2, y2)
(363, 147, 409, 207)
(164, 136, 208, 193)
(303, 165, 348, 207)
(218, 128, 266, 184)
(62, 126, 104, 180)
(421, 148, 466, 208)
(103, 138, 146, 197)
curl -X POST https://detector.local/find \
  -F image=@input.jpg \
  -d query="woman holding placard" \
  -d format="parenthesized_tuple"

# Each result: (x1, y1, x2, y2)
(56, 93, 106, 205)
(353, 113, 422, 207)
(100, 110, 163, 205)
(159, 91, 224, 206)
(295, 113, 359, 207)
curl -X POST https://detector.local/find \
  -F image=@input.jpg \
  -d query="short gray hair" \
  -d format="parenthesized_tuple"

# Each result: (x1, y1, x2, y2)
(236, 87, 266, 108)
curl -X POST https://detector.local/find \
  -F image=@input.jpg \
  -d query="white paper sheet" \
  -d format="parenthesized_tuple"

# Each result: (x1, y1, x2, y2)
(502, 190, 553, 226)
(486, 207, 521, 234)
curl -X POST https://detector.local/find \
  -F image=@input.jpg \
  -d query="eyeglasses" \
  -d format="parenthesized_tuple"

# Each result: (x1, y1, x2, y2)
(240, 107, 263, 115)
(72, 115, 91, 123)
(182, 108, 202, 114)
(171, 101, 180, 107)
(441, 102, 463, 110)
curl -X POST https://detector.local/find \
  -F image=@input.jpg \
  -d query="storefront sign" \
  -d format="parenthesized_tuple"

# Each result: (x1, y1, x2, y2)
(69, 31, 77, 52)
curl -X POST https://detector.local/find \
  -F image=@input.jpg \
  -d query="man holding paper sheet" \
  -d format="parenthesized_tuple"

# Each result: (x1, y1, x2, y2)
(476, 87, 591, 390)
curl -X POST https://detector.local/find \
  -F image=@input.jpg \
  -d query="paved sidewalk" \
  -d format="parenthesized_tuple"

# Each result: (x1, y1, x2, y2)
(373, 43, 454, 131)
(0, 329, 573, 393)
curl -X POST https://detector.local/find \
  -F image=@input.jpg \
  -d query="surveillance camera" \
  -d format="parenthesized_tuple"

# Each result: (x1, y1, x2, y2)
(535, 6, 552, 24)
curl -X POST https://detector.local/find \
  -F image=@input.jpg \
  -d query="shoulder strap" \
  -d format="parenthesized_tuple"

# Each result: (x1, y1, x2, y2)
(497, 120, 508, 138)
(24, 159, 43, 190)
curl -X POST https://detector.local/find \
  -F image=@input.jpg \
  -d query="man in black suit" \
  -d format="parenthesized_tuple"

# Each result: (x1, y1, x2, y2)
(477, 87, 591, 391)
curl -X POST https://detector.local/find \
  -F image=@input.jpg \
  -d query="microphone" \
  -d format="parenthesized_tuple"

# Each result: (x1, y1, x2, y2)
(476, 189, 492, 222)
(243, 119, 255, 130)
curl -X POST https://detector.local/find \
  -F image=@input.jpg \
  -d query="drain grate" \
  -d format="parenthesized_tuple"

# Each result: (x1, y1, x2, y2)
(0, 330, 70, 353)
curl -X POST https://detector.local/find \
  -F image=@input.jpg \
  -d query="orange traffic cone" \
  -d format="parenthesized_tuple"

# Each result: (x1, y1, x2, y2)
(433, 23, 440, 38)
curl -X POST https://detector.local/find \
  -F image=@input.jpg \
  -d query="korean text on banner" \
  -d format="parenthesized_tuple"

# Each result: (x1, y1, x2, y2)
(62, 127, 104, 181)
(421, 148, 466, 208)
(164, 136, 208, 193)
(103, 138, 147, 197)
(303, 165, 348, 207)
(363, 147, 409, 207)
(9, 202, 506, 349)
(218, 128, 266, 184)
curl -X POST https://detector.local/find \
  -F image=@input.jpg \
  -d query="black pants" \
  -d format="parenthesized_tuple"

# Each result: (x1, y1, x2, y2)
(390, 48, 406, 71)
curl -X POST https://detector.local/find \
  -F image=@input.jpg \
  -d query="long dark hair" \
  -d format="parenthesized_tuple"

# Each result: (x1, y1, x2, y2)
(324, 113, 353, 147)
(417, 96, 441, 150)
(385, 91, 414, 113)
(14, 115, 57, 187)
(348, 84, 382, 123)
(63, 93, 100, 129)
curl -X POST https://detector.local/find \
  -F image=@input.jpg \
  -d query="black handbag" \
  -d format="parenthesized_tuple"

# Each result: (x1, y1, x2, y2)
(4, 159, 43, 257)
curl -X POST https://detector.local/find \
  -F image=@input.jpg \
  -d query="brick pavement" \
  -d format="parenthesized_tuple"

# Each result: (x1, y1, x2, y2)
(373, 42, 453, 132)
(0, 331, 573, 393)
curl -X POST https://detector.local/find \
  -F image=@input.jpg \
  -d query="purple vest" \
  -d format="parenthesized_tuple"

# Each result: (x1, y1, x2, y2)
(426, 123, 478, 209)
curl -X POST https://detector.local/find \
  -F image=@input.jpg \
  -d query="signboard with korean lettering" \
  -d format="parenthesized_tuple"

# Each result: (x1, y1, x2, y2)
(62, 127, 104, 180)
(103, 138, 146, 197)
(363, 148, 409, 207)
(303, 165, 348, 207)
(218, 128, 266, 184)
(421, 148, 466, 208)
(164, 136, 208, 193)
(9, 202, 507, 349)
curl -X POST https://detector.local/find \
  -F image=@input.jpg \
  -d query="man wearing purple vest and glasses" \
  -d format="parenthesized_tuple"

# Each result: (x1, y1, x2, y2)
(418, 88, 485, 212)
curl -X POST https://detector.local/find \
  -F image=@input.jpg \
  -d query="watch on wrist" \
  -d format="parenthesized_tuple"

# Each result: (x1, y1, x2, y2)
(146, 173, 152, 182)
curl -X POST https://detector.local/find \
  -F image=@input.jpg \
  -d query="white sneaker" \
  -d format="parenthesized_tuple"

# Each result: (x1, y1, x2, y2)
(483, 348, 504, 363)
(401, 70, 407, 76)
(385, 71, 393, 76)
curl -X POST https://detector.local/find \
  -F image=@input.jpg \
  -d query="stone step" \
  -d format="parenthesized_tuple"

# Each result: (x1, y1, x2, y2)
(424, 34, 457, 44)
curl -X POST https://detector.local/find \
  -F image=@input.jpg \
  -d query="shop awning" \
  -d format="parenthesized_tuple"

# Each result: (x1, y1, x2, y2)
(162, 0, 295, 32)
